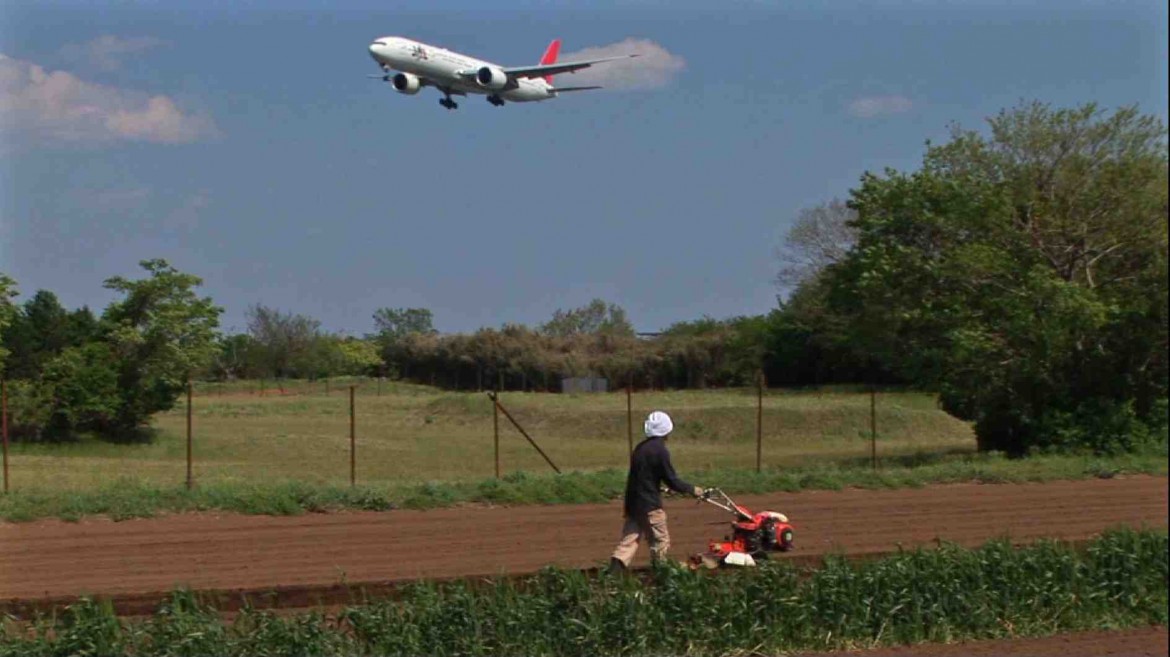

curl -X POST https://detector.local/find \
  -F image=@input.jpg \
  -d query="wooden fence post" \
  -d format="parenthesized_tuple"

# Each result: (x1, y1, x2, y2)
(186, 380, 193, 490)
(350, 386, 356, 487)
(756, 371, 764, 473)
(870, 388, 878, 470)
(2, 380, 9, 494)
(493, 389, 500, 479)
(626, 376, 633, 455)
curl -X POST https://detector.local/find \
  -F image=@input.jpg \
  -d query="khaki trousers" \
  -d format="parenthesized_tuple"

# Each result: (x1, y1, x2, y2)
(610, 508, 671, 566)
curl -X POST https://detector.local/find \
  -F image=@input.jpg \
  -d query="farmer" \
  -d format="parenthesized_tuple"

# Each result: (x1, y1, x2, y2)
(607, 410, 704, 572)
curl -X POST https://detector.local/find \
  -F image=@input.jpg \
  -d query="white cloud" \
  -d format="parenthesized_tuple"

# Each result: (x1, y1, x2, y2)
(60, 35, 166, 71)
(848, 95, 913, 118)
(558, 38, 685, 90)
(0, 53, 217, 145)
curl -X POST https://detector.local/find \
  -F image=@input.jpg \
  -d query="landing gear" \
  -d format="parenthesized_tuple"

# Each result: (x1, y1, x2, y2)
(487, 95, 505, 107)
(438, 89, 459, 110)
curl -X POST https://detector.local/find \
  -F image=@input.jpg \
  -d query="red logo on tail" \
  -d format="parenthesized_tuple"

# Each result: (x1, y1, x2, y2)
(539, 39, 560, 84)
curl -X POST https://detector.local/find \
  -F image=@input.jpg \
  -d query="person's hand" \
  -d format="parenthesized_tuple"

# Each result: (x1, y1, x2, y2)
(693, 486, 706, 498)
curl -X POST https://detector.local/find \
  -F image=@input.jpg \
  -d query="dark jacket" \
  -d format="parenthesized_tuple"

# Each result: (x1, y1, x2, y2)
(623, 436, 693, 516)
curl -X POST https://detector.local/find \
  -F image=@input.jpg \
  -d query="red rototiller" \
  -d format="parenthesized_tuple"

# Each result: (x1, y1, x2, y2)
(691, 487, 794, 568)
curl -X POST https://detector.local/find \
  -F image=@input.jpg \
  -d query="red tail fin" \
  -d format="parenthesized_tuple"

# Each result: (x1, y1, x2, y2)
(539, 39, 560, 84)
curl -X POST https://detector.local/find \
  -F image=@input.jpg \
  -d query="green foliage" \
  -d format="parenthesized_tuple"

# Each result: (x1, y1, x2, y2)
(766, 280, 897, 386)
(2, 290, 100, 381)
(3, 260, 221, 441)
(244, 304, 321, 380)
(3, 380, 53, 441)
(208, 333, 263, 380)
(370, 307, 436, 378)
(539, 298, 633, 338)
(0, 273, 17, 372)
(38, 343, 122, 438)
(100, 260, 223, 433)
(372, 307, 436, 340)
(832, 102, 1168, 454)
(334, 337, 381, 375)
(776, 197, 858, 289)
(3, 531, 1166, 656)
(140, 591, 231, 656)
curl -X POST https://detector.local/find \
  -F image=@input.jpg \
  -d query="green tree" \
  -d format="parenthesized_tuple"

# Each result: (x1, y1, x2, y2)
(372, 307, 436, 378)
(245, 304, 320, 379)
(102, 259, 222, 434)
(39, 343, 121, 438)
(2, 291, 97, 380)
(0, 274, 17, 372)
(336, 337, 382, 375)
(775, 198, 857, 290)
(834, 102, 1167, 454)
(539, 299, 634, 337)
(372, 307, 436, 340)
(767, 253, 905, 388)
(208, 333, 262, 380)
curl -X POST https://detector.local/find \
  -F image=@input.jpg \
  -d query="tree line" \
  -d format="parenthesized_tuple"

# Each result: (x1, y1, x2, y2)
(1, 101, 1165, 455)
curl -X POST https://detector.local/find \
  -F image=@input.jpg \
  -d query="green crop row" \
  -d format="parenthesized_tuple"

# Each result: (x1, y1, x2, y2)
(2, 529, 1166, 656)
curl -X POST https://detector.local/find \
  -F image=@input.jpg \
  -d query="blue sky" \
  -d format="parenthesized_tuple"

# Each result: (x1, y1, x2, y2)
(1, 0, 1166, 335)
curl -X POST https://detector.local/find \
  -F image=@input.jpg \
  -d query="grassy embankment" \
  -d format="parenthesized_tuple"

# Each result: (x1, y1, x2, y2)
(1, 382, 1165, 521)
(2, 529, 1165, 656)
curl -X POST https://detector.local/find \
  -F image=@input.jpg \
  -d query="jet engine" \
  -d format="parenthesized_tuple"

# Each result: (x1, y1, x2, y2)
(475, 66, 508, 90)
(391, 72, 421, 95)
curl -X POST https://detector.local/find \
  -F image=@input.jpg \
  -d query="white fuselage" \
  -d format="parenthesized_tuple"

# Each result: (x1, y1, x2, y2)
(368, 37, 555, 102)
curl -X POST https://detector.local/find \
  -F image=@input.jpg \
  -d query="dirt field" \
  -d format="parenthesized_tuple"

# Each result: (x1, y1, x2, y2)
(1, 476, 1165, 617)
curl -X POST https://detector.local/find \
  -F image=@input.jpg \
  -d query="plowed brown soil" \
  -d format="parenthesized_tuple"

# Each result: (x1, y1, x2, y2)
(1, 476, 1165, 617)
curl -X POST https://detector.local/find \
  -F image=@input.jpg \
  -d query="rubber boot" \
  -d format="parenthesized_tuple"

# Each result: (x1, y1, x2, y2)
(606, 557, 627, 575)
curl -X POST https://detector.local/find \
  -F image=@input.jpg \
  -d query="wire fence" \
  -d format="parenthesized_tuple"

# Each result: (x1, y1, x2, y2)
(0, 377, 975, 494)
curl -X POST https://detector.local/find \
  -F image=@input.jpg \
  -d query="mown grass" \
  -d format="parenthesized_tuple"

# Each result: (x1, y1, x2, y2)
(0, 450, 1164, 522)
(2, 529, 1165, 656)
(3, 382, 1164, 522)
(3, 383, 976, 492)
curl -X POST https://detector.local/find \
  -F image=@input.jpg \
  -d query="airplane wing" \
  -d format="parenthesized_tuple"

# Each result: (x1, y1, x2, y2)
(502, 54, 638, 80)
(370, 72, 466, 95)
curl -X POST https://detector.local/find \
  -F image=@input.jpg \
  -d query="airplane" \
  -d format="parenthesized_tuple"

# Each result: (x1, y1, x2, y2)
(367, 37, 638, 110)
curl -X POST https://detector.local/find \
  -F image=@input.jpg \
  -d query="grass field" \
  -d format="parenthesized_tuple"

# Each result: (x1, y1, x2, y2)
(4, 382, 975, 491)
(3, 382, 1163, 521)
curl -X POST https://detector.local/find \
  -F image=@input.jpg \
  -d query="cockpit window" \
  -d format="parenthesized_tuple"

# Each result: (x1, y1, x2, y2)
(373, 40, 388, 46)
